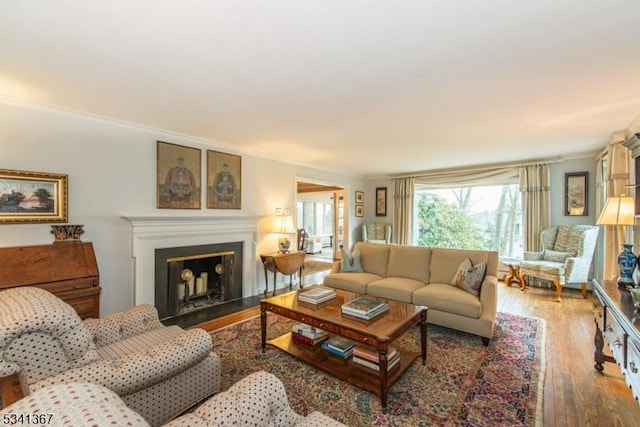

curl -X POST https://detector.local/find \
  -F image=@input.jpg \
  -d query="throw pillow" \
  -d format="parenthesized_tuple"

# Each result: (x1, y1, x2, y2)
(341, 249, 364, 273)
(450, 258, 486, 297)
(553, 225, 573, 253)
(543, 249, 573, 263)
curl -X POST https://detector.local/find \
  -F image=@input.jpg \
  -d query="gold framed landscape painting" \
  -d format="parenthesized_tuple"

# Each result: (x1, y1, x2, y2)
(0, 169, 68, 223)
(207, 150, 241, 209)
(157, 141, 201, 209)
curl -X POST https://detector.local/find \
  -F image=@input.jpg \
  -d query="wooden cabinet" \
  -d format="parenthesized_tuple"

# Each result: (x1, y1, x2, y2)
(0, 242, 101, 319)
(593, 279, 640, 402)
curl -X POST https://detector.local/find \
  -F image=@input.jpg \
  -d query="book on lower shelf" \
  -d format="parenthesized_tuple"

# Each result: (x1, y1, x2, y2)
(321, 336, 356, 358)
(341, 297, 389, 320)
(291, 323, 328, 340)
(353, 351, 401, 372)
(353, 344, 398, 363)
(291, 331, 328, 345)
(297, 286, 337, 304)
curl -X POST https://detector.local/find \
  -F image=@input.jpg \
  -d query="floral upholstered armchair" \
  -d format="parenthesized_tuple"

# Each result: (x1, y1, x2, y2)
(519, 224, 599, 302)
(0, 287, 221, 427)
(362, 222, 392, 244)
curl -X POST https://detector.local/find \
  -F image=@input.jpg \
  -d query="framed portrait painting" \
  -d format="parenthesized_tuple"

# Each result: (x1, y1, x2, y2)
(565, 172, 588, 216)
(376, 187, 387, 217)
(157, 141, 201, 209)
(0, 169, 68, 223)
(207, 150, 241, 209)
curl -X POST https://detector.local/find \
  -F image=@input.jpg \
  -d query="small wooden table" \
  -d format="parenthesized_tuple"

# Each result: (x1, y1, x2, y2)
(260, 251, 306, 296)
(260, 288, 427, 409)
(502, 258, 525, 291)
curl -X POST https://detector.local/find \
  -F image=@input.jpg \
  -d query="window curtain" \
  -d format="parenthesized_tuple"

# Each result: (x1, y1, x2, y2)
(392, 177, 414, 245)
(593, 151, 606, 279)
(600, 141, 631, 281)
(413, 166, 519, 188)
(518, 164, 550, 252)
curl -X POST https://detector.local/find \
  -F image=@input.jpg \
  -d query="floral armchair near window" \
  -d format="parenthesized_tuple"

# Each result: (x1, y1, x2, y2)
(362, 222, 392, 244)
(519, 224, 599, 302)
(0, 287, 221, 427)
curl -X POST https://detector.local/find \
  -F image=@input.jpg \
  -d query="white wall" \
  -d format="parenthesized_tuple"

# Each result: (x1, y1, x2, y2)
(549, 156, 598, 227)
(0, 101, 366, 315)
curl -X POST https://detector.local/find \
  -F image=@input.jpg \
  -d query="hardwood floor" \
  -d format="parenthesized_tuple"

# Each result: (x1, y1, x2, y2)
(203, 271, 640, 426)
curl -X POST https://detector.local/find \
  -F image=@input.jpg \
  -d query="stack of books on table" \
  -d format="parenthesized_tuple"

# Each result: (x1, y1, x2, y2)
(291, 323, 329, 345)
(341, 296, 389, 320)
(352, 345, 400, 372)
(297, 286, 337, 305)
(321, 336, 356, 359)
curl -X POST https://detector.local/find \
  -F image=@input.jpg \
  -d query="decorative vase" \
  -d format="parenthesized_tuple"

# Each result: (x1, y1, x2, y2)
(50, 225, 84, 243)
(617, 244, 637, 287)
(278, 236, 291, 253)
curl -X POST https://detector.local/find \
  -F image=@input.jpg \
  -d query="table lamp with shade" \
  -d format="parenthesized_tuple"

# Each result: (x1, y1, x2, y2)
(274, 208, 296, 253)
(596, 195, 637, 287)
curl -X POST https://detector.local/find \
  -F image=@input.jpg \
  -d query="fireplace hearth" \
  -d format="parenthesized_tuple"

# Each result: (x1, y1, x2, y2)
(155, 242, 243, 323)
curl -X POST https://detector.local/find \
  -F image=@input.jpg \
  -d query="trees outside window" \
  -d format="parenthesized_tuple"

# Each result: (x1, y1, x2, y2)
(416, 185, 523, 258)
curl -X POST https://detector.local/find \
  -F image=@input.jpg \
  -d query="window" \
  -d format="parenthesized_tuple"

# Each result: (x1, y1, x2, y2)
(297, 201, 333, 236)
(416, 184, 523, 258)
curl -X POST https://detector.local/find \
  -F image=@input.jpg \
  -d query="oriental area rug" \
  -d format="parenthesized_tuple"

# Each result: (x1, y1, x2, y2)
(210, 312, 546, 427)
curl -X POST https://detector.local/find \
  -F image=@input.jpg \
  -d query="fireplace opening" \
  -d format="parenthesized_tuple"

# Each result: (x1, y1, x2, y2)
(155, 242, 243, 323)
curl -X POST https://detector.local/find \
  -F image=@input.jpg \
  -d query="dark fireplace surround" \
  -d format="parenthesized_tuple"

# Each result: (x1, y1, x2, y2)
(155, 242, 243, 326)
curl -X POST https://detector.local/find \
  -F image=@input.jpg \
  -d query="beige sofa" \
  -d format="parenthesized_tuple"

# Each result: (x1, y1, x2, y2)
(0, 372, 346, 426)
(323, 242, 499, 345)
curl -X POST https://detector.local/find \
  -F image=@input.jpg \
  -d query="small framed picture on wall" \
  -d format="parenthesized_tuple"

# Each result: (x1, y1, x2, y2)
(355, 204, 364, 217)
(355, 191, 364, 204)
(565, 172, 588, 216)
(376, 187, 387, 217)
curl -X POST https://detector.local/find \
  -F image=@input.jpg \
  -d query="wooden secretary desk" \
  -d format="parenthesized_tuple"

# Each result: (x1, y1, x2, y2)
(0, 242, 101, 319)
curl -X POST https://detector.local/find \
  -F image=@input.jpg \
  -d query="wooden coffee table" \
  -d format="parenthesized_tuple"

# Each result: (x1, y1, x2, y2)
(260, 288, 427, 409)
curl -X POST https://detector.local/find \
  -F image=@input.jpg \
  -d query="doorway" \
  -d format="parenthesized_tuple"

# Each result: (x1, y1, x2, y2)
(296, 180, 346, 261)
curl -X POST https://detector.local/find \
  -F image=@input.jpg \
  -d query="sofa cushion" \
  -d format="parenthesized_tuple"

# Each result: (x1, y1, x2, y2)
(450, 258, 485, 297)
(354, 242, 390, 277)
(323, 272, 383, 294)
(340, 249, 363, 272)
(429, 248, 496, 284)
(386, 245, 431, 283)
(95, 325, 184, 360)
(412, 283, 482, 319)
(366, 277, 425, 303)
(543, 249, 572, 263)
(520, 260, 565, 276)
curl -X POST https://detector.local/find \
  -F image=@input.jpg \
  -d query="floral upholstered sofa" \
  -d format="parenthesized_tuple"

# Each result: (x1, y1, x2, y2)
(323, 242, 499, 345)
(0, 287, 220, 427)
(0, 372, 346, 426)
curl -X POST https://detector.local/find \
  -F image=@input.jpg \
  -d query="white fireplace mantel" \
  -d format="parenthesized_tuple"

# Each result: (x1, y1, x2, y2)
(122, 215, 263, 305)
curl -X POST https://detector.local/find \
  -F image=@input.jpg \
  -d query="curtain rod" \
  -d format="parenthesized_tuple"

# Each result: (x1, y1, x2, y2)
(387, 157, 565, 180)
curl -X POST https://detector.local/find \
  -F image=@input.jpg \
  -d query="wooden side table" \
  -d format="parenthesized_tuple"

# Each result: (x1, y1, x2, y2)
(502, 258, 525, 291)
(260, 251, 306, 296)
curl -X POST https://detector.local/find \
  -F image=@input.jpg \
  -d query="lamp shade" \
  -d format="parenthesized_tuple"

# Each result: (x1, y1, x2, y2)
(279, 215, 296, 234)
(596, 195, 635, 226)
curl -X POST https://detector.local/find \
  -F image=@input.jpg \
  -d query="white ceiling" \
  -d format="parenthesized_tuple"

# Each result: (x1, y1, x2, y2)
(1, 1, 639, 177)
